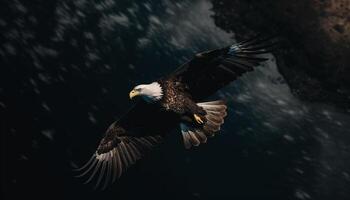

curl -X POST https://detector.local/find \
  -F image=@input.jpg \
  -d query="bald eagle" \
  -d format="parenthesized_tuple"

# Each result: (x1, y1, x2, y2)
(75, 36, 276, 189)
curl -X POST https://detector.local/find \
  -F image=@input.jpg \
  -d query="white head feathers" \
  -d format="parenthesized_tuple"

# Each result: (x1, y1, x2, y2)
(133, 82, 163, 102)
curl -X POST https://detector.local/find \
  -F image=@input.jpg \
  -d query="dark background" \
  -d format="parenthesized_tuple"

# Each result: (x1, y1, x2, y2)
(1, 0, 350, 200)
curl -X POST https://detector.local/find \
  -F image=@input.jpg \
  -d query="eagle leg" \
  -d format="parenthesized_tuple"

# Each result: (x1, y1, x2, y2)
(194, 114, 204, 125)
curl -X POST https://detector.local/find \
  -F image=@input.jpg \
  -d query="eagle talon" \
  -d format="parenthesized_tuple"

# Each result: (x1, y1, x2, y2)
(194, 114, 204, 124)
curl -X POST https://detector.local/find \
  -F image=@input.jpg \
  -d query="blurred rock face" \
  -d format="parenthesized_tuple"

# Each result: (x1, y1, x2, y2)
(211, 0, 350, 109)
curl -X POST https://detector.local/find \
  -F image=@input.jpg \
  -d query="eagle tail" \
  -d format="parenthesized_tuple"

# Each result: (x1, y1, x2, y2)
(180, 100, 227, 149)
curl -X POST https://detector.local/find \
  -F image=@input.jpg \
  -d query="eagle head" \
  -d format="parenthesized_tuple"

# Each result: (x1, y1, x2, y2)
(129, 82, 163, 102)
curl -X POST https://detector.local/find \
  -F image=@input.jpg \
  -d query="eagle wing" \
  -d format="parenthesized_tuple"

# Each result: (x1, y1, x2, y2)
(75, 101, 177, 189)
(170, 36, 277, 100)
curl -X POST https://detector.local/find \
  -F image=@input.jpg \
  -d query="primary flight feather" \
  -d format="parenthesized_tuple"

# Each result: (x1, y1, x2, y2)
(75, 36, 277, 189)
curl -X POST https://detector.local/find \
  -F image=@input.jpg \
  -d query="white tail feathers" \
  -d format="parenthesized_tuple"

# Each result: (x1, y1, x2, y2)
(180, 100, 227, 149)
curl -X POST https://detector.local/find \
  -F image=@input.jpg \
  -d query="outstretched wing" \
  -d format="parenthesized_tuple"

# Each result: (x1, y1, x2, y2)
(75, 101, 178, 189)
(75, 121, 163, 190)
(171, 36, 277, 100)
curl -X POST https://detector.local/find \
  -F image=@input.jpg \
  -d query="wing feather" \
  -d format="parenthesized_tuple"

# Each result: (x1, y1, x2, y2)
(75, 121, 163, 190)
(170, 35, 278, 100)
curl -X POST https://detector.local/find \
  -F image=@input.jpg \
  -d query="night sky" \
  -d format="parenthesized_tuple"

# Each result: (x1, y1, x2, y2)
(2, 0, 350, 200)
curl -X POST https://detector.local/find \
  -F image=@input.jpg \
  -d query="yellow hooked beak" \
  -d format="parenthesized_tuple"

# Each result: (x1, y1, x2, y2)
(129, 89, 139, 99)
